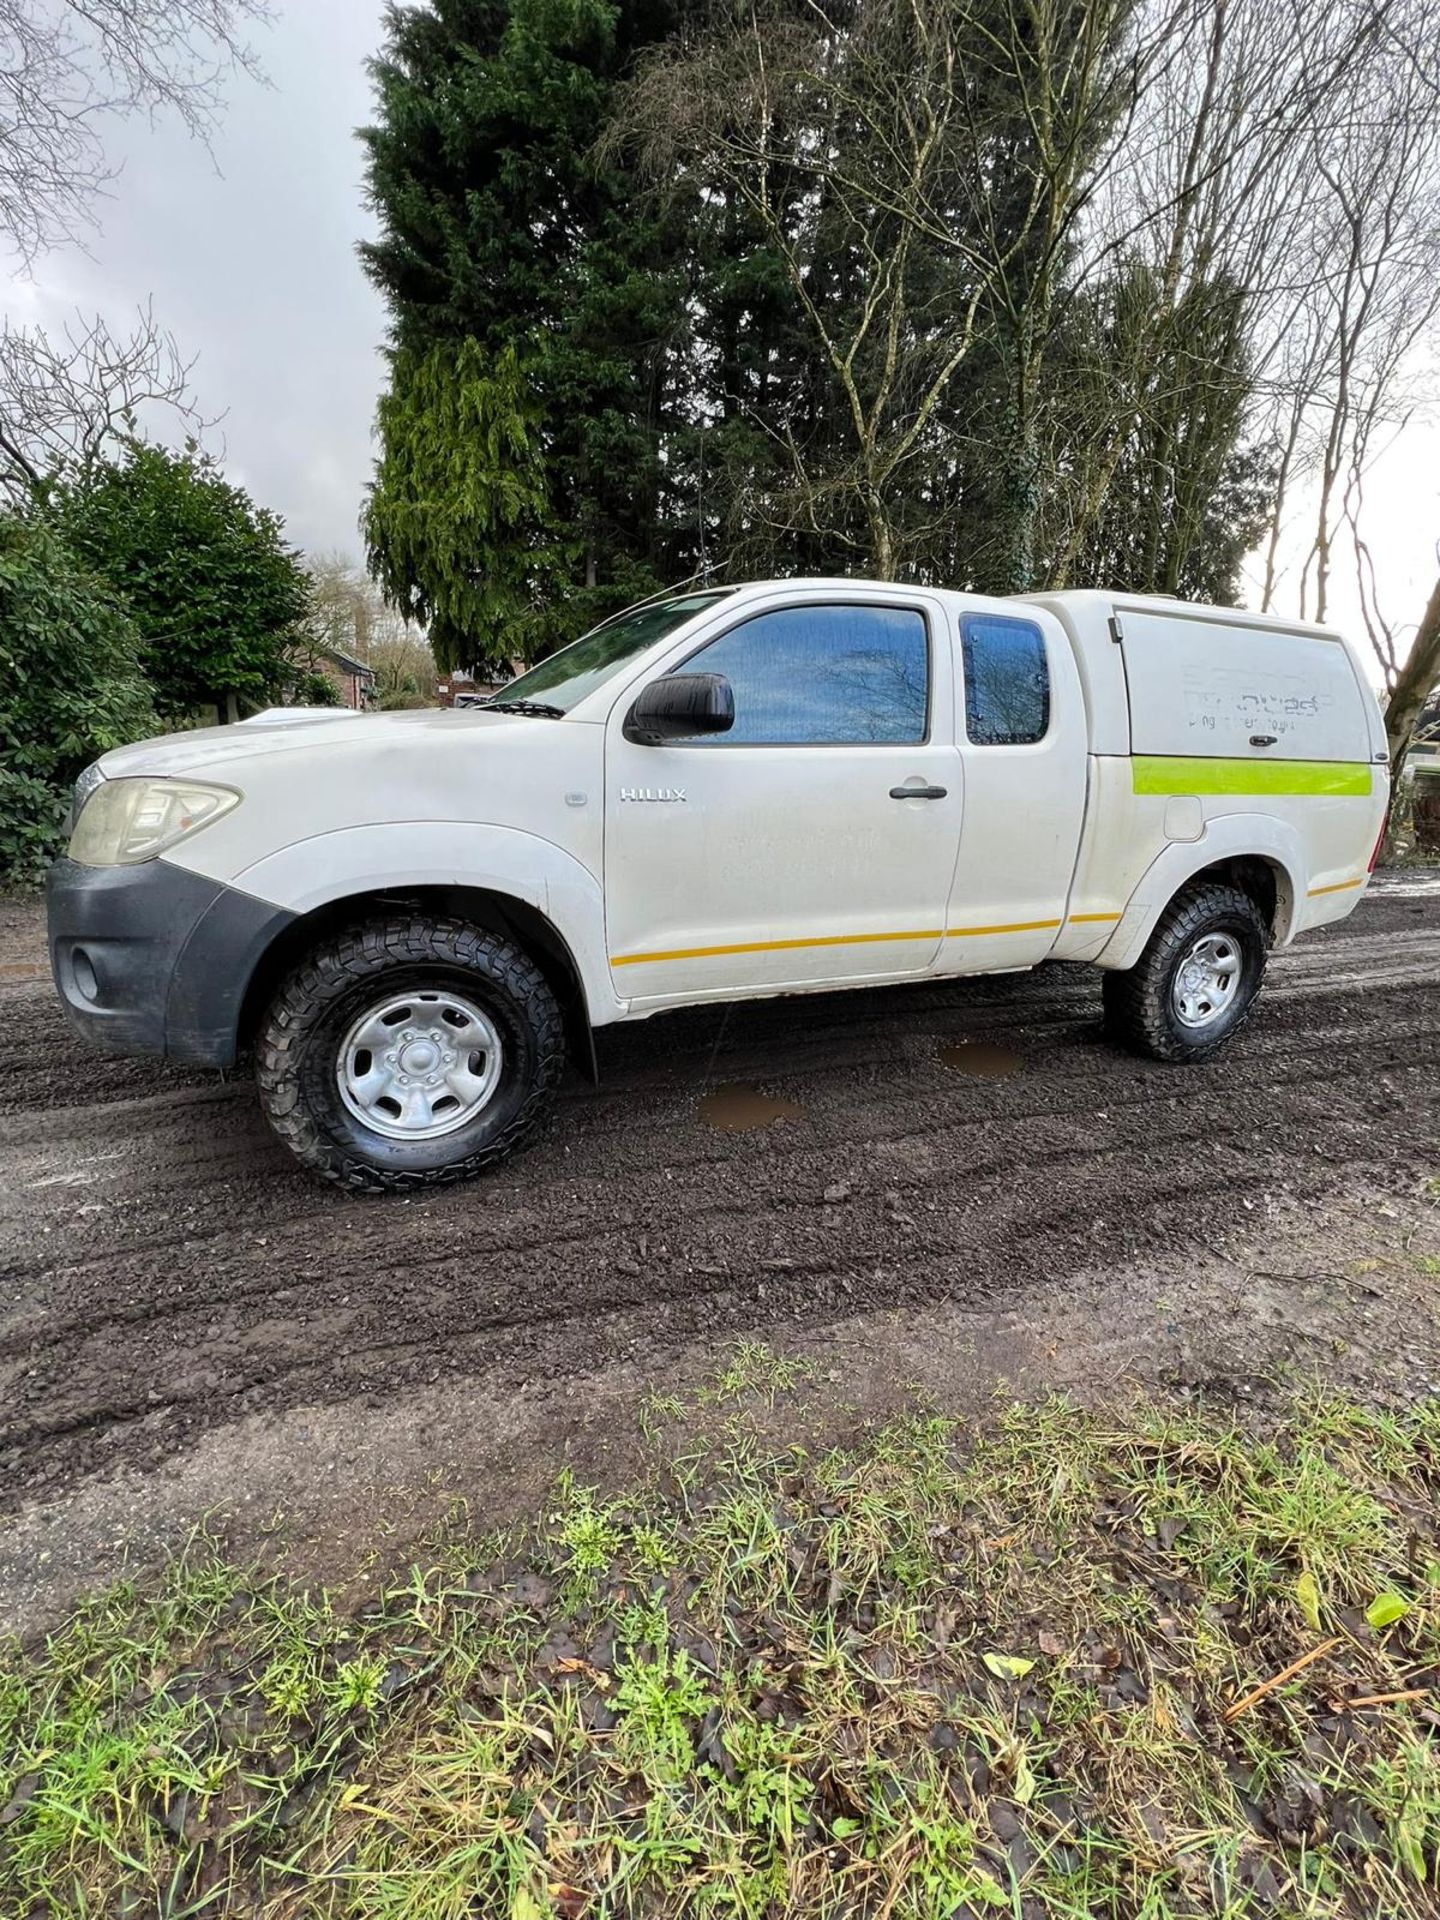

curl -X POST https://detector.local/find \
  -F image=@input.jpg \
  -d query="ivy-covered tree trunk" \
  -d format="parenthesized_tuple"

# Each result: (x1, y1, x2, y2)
(1057, 268, 1271, 605)
(1386, 574, 1440, 781)
(359, 0, 691, 666)
(364, 340, 559, 674)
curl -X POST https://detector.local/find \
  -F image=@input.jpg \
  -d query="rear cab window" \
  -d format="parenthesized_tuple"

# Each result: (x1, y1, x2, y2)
(960, 613, 1050, 745)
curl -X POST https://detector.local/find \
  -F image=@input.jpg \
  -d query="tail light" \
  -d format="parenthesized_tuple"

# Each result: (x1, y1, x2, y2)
(1369, 815, 1387, 872)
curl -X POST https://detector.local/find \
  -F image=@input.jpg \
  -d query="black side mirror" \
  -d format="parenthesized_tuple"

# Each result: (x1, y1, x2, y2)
(624, 671, 735, 745)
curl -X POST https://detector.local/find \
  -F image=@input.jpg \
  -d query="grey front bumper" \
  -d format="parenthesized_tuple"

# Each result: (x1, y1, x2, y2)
(47, 857, 296, 1068)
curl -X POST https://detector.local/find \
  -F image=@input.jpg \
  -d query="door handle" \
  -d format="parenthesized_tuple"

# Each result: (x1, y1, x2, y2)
(890, 784, 948, 800)
(1249, 734, 1277, 748)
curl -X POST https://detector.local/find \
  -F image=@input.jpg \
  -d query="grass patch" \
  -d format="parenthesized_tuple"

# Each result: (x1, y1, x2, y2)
(3, 1384, 1440, 1916)
(705, 1340, 815, 1407)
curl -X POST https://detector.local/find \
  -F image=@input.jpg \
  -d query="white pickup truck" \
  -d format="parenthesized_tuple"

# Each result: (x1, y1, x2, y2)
(48, 580, 1389, 1189)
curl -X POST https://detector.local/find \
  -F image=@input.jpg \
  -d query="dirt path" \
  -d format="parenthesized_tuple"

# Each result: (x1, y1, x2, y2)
(2, 877, 1438, 1632)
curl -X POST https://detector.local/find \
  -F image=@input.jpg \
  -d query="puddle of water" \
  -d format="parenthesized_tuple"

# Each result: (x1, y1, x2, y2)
(698, 1083, 805, 1131)
(940, 1042, 1025, 1078)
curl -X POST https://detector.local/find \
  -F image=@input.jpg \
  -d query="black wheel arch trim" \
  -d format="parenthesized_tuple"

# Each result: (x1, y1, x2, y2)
(236, 884, 600, 1083)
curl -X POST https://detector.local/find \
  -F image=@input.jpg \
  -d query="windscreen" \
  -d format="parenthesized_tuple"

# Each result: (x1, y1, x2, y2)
(494, 591, 736, 714)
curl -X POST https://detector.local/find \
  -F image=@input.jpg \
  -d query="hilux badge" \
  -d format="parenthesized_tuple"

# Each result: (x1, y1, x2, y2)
(620, 787, 686, 802)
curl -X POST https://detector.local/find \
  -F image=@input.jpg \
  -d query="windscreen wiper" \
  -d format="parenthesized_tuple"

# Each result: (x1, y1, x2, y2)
(479, 698, 566, 718)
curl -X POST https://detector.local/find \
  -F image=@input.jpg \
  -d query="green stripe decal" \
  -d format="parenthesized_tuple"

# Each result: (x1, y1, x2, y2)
(1131, 755, 1372, 798)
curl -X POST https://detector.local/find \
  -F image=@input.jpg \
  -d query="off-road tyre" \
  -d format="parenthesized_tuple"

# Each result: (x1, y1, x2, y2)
(256, 915, 566, 1191)
(1102, 881, 1269, 1064)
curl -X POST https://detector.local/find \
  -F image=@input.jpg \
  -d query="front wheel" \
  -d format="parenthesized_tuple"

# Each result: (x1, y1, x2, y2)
(256, 915, 566, 1190)
(1102, 881, 1269, 1063)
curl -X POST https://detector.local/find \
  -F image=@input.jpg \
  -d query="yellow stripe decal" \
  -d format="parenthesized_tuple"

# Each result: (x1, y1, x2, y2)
(1068, 911, 1123, 924)
(1307, 876, 1365, 898)
(611, 928, 943, 967)
(946, 918, 1062, 938)
(612, 915, 1083, 967)
(1132, 755, 1372, 798)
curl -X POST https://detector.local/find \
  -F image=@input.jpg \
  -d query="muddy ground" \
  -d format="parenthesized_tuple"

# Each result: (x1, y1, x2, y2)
(3, 877, 1439, 1637)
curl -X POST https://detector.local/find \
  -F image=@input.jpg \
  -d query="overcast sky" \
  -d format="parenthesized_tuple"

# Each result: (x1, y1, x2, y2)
(3, 0, 390, 565)
(2, 0, 1436, 663)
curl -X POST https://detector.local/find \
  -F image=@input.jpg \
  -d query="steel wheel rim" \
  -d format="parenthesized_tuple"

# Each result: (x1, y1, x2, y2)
(1171, 931, 1242, 1030)
(336, 989, 503, 1141)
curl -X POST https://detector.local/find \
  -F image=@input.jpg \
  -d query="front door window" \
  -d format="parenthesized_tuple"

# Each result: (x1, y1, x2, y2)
(680, 603, 929, 745)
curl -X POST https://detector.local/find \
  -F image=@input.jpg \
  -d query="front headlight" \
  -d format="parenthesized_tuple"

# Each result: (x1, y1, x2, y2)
(68, 760, 108, 832)
(68, 777, 241, 867)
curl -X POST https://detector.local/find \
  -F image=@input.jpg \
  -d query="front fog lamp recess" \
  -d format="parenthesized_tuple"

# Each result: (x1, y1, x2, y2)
(71, 947, 99, 1001)
(68, 778, 240, 866)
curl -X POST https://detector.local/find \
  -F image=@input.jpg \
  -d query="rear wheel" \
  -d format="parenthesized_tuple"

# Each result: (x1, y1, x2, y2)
(1102, 881, 1269, 1063)
(256, 915, 566, 1190)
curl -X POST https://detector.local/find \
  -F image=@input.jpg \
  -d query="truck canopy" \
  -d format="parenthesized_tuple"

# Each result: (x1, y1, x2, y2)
(1022, 591, 1384, 769)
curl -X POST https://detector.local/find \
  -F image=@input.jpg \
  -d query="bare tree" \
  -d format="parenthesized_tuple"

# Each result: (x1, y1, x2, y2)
(1385, 568, 1440, 776)
(1210, 0, 1440, 771)
(1239, 0, 1440, 627)
(0, 304, 212, 500)
(621, 0, 1178, 582)
(300, 551, 436, 707)
(613, 1, 1002, 579)
(619, 0, 1438, 628)
(1294, 39, 1440, 624)
(0, 4, 270, 515)
(0, 0, 271, 261)
(1046, 0, 1402, 589)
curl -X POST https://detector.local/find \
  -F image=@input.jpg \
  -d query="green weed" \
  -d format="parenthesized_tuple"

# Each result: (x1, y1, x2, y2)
(4, 1389, 1440, 1918)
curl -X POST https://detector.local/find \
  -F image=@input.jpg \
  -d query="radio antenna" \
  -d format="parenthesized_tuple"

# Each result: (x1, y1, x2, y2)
(697, 424, 710, 585)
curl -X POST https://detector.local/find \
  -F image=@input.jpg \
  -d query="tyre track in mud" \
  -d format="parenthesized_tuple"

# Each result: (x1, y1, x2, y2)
(1, 880, 1438, 1505)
